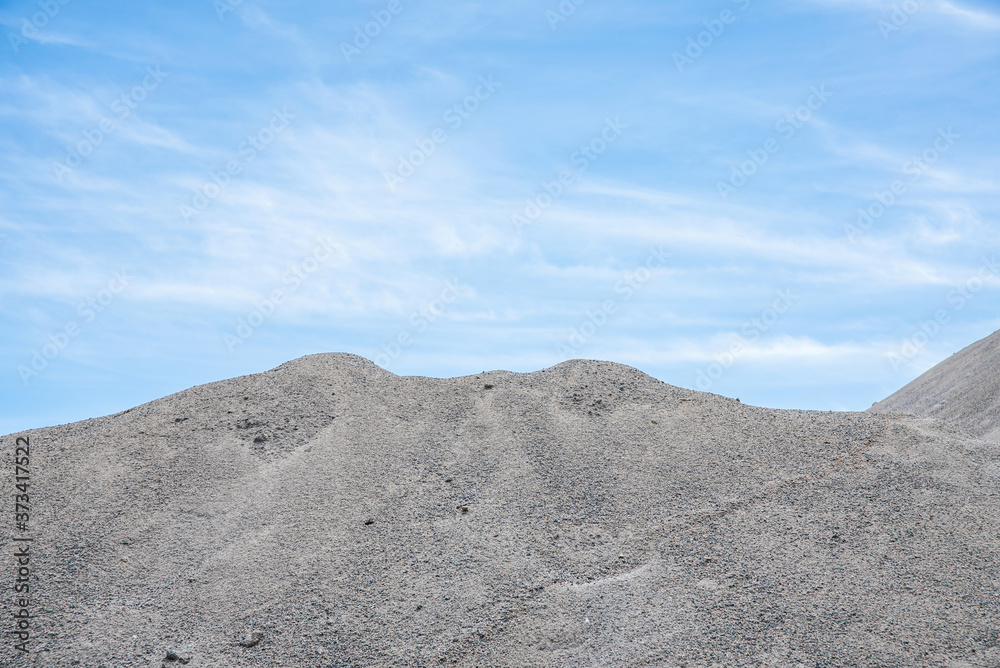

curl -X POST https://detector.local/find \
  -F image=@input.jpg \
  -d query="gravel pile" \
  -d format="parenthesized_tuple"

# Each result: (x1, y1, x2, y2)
(871, 328, 1000, 442)
(7, 349, 1000, 666)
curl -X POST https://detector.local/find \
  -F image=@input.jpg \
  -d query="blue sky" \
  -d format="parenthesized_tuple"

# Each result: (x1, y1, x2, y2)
(1, 0, 998, 434)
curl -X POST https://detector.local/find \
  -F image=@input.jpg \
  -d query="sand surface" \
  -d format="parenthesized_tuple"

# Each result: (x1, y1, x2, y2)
(5, 348, 1000, 667)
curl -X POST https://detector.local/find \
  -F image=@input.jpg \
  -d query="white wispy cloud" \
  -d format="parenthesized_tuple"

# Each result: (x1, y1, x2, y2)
(801, 0, 1000, 29)
(590, 334, 878, 366)
(935, 0, 1000, 29)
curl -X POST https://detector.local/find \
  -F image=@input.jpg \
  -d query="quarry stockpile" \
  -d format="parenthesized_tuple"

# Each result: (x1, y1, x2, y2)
(5, 342, 1000, 666)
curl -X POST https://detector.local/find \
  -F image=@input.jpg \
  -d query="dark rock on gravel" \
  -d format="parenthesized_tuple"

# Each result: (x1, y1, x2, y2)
(239, 630, 264, 648)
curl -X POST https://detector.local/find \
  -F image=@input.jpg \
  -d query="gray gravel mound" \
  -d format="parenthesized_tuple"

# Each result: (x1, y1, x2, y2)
(6, 352, 1000, 667)
(870, 328, 1000, 442)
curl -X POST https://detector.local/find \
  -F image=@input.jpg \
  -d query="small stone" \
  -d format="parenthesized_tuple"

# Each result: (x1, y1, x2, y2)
(240, 630, 264, 648)
(163, 650, 191, 665)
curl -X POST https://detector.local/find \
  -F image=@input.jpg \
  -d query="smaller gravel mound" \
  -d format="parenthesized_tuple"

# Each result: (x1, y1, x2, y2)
(870, 329, 1000, 441)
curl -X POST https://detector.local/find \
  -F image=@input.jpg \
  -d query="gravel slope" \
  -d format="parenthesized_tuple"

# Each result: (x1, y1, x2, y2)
(5, 353, 1000, 667)
(870, 329, 1000, 442)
